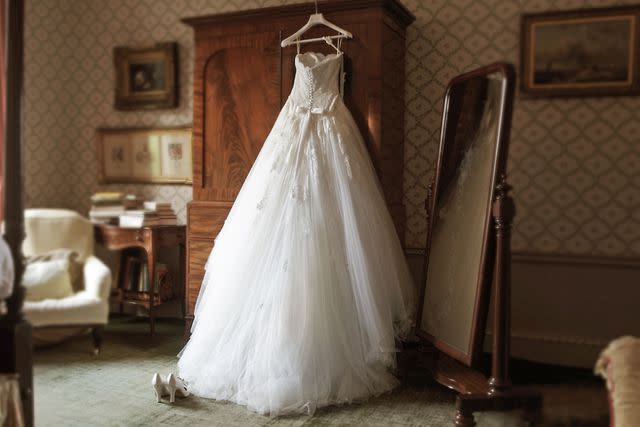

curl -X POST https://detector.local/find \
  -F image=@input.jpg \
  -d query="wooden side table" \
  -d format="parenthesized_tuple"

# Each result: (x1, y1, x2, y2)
(94, 224, 186, 336)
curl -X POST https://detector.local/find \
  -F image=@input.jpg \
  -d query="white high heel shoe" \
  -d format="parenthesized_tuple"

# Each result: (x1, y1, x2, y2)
(151, 373, 167, 403)
(166, 373, 190, 403)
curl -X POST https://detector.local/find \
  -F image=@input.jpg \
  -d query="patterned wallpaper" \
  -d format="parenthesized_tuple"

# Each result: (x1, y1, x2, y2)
(24, 0, 640, 257)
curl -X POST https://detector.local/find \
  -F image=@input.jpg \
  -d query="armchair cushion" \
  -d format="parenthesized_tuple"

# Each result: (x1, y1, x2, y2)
(26, 249, 83, 292)
(23, 290, 108, 327)
(22, 259, 74, 301)
(22, 255, 111, 327)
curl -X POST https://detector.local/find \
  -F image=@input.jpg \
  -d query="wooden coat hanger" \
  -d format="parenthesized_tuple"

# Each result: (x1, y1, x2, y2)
(281, 0, 352, 48)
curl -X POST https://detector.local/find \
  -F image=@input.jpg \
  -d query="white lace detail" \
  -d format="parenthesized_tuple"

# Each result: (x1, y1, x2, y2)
(178, 51, 415, 417)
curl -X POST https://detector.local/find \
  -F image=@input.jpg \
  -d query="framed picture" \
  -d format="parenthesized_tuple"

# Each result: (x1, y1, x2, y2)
(521, 6, 640, 97)
(114, 42, 178, 109)
(97, 127, 192, 184)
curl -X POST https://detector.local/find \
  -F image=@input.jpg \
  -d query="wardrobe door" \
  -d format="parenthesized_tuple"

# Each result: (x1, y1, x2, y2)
(193, 32, 281, 202)
(187, 31, 281, 329)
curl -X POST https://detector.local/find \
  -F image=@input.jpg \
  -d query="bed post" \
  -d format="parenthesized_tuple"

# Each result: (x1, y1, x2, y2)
(0, 0, 33, 425)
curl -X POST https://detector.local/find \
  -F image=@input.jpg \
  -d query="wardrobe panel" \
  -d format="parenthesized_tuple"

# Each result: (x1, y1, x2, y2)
(196, 33, 281, 201)
(381, 19, 408, 236)
(186, 238, 214, 317)
(187, 202, 230, 237)
(187, 278, 203, 315)
(188, 239, 213, 275)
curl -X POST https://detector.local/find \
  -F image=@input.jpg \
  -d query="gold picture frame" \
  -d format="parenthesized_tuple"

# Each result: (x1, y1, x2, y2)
(521, 6, 640, 97)
(97, 126, 192, 184)
(114, 42, 178, 110)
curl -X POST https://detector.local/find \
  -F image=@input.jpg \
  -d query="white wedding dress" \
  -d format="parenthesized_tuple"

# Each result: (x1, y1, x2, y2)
(177, 50, 415, 416)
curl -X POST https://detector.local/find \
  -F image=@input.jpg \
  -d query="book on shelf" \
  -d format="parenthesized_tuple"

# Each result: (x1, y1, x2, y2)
(143, 201, 178, 226)
(90, 204, 126, 212)
(89, 215, 119, 225)
(91, 192, 125, 203)
(123, 256, 140, 291)
(119, 257, 169, 298)
(143, 201, 172, 211)
(90, 192, 127, 224)
(138, 261, 149, 292)
(123, 195, 144, 210)
(122, 209, 156, 216)
(90, 207, 126, 217)
(91, 196, 179, 228)
(118, 211, 159, 228)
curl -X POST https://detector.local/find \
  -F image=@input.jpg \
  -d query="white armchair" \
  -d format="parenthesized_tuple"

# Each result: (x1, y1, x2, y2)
(21, 209, 111, 353)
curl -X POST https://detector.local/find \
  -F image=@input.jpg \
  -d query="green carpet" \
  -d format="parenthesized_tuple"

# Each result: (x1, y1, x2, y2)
(33, 317, 608, 426)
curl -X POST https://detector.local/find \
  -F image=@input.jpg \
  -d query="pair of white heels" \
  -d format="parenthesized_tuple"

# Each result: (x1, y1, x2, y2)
(151, 373, 190, 403)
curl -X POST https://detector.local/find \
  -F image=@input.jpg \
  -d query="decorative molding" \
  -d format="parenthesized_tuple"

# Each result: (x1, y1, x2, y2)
(512, 252, 640, 269)
(182, 0, 415, 28)
(406, 248, 640, 269)
(485, 331, 608, 347)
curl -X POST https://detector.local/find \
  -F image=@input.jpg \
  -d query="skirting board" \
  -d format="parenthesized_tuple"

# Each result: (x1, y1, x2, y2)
(405, 249, 640, 369)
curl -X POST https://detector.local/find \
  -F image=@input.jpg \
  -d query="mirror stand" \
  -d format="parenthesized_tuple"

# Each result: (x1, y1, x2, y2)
(401, 176, 542, 426)
(451, 175, 541, 426)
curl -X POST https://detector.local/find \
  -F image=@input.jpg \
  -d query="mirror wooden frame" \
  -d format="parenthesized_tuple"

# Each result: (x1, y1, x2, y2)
(416, 62, 516, 368)
(410, 63, 542, 426)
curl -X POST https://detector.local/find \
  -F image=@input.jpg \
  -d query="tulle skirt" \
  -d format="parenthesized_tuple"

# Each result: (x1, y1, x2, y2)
(177, 98, 415, 416)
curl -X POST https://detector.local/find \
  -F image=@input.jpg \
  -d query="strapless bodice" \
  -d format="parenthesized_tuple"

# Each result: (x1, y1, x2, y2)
(289, 52, 342, 114)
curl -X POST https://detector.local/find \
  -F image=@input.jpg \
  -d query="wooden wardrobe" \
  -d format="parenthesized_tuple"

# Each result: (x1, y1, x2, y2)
(182, 0, 414, 334)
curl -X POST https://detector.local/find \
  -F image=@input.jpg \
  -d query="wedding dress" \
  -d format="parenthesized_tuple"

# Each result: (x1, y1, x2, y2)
(177, 49, 415, 416)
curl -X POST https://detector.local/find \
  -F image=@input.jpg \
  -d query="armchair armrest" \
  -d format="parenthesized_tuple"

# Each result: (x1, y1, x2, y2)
(83, 255, 111, 301)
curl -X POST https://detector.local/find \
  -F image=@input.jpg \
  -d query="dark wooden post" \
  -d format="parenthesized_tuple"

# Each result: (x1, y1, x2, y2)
(3, 0, 25, 315)
(455, 175, 541, 425)
(488, 174, 514, 395)
(0, 1, 33, 425)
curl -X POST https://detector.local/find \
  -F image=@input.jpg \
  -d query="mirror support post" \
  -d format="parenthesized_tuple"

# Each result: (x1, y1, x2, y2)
(454, 175, 542, 426)
(488, 174, 514, 394)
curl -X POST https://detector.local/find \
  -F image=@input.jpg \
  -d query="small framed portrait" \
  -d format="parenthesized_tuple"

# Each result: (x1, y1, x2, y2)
(102, 133, 132, 179)
(160, 135, 191, 179)
(521, 6, 640, 97)
(114, 42, 178, 109)
(97, 127, 192, 184)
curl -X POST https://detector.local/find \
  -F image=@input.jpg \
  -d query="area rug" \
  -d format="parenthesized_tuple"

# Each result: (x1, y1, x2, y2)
(33, 317, 609, 426)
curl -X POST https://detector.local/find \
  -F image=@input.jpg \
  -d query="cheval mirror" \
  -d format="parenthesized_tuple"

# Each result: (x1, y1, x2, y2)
(414, 63, 541, 425)
(417, 63, 513, 367)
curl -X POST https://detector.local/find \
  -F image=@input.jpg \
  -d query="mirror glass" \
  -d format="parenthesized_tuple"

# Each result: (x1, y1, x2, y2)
(418, 67, 512, 365)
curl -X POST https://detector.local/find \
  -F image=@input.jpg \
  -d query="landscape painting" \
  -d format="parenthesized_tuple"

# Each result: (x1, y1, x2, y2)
(521, 8, 640, 96)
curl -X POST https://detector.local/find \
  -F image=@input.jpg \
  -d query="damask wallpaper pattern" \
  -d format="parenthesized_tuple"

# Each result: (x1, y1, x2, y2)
(24, 0, 640, 256)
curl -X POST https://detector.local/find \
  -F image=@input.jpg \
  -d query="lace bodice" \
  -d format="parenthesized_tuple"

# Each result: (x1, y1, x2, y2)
(289, 52, 343, 114)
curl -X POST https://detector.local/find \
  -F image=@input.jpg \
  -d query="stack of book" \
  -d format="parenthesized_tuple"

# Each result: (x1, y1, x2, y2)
(144, 201, 177, 225)
(89, 192, 125, 224)
(118, 209, 159, 228)
(118, 201, 177, 228)
(122, 194, 144, 210)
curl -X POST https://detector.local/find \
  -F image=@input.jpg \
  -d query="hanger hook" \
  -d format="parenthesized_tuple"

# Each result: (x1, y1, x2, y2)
(314, 0, 318, 14)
